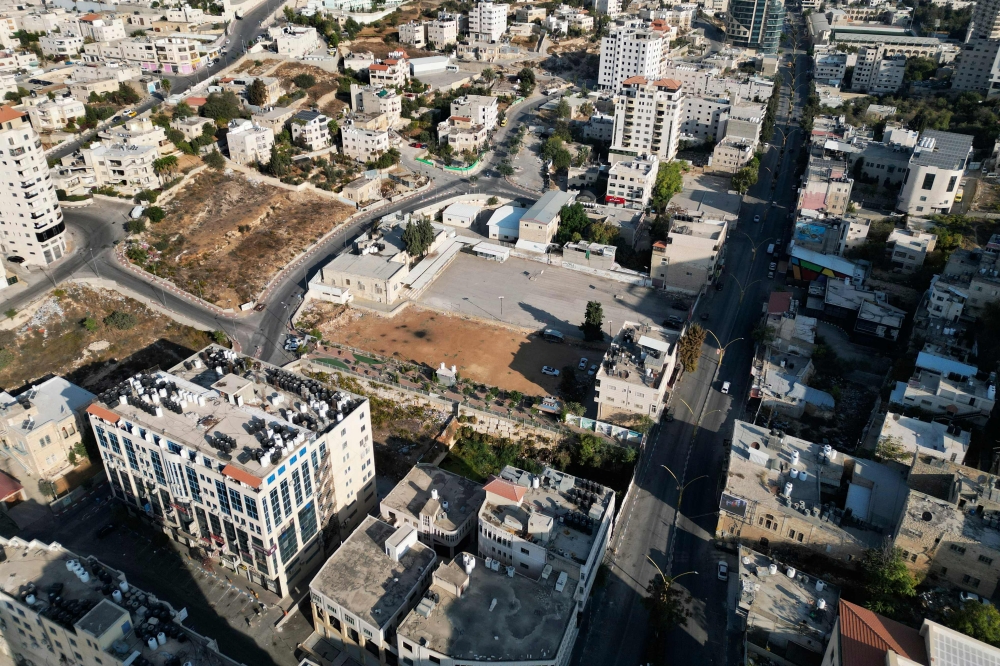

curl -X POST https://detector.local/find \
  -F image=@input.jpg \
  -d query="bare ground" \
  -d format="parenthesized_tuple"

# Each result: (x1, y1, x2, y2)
(273, 62, 341, 107)
(139, 170, 353, 308)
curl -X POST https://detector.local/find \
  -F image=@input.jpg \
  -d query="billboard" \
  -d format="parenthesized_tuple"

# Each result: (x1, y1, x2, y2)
(605, 195, 626, 205)
(719, 492, 749, 518)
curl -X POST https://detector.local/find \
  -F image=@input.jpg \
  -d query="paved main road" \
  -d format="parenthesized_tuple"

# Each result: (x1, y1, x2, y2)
(571, 19, 811, 666)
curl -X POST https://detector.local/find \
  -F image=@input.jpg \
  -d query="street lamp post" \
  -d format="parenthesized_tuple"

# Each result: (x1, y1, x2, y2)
(498, 295, 504, 318)
(89, 247, 101, 280)
(646, 555, 699, 589)
(702, 328, 745, 366)
(661, 465, 708, 512)
(727, 274, 761, 305)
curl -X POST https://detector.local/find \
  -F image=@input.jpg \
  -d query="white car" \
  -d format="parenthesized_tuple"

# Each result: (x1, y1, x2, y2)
(717, 562, 729, 581)
(721, 381, 731, 394)
(769, 262, 777, 271)
(541, 366, 560, 376)
(578, 357, 588, 370)
(753, 215, 761, 223)
(960, 592, 992, 605)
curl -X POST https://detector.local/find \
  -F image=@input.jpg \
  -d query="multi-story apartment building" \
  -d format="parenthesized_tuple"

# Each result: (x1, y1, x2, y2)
(0, 377, 94, 489)
(154, 37, 202, 74)
(516, 4, 547, 21)
(450, 94, 498, 131)
(341, 122, 390, 162)
(0, 106, 67, 266)
(309, 516, 437, 666)
(797, 156, 854, 216)
(468, 0, 508, 42)
(717, 421, 906, 561)
(609, 76, 683, 163)
(0, 537, 241, 666)
(396, 465, 615, 666)
(951, 39, 1000, 96)
(725, 0, 784, 54)
(70, 12, 128, 42)
(291, 110, 331, 151)
(651, 218, 728, 294)
(712, 137, 755, 173)
(599, 20, 667, 90)
(252, 106, 295, 135)
(38, 34, 84, 57)
(814, 52, 848, 85)
(398, 20, 426, 47)
(380, 463, 485, 557)
(897, 130, 973, 215)
(349, 84, 402, 125)
(426, 19, 459, 46)
(970, 0, 1000, 40)
(25, 95, 85, 132)
(791, 216, 869, 256)
(436, 115, 488, 153)
(268, 25, 321, 57)
(890, 350, 996, 422)
(367, 56, 409, 88)
(594, 321, 679, 419)
(680, 95, 729, 143)
(605, 155, 659, 207)
(886, 227, 937, 273)
(98, 118, 170, 155)
(226, 119, 274, 166)
(850, 47, 906, 95)
(87, 345, 378, 597)
(68, 77, 121, 102)
(595, 0, 621, 16)
(81, 143, 159, 194)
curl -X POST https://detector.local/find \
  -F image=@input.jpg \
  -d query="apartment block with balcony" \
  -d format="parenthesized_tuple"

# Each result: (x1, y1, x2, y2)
(367, 56, 409, 88)
(0, 537, 242, 666)
(349, 84, 402, 125)
(0, 377, 94, 489)
(398, 20, 426, 47)
(341, 122, 390, 163)
(290, 110, 331, 151)
(25, 95, 85, 132)
(594, 321, 678, 419)
(38, 34, 84, 57)
(598, 20, 668, 90)
(436, 115, 488, 153)
(651, 217, 728, 294)
(887, 227, 937, 273)
(81, 143, 160, 195)
(605, 155, 658, 207)
(797, 156, 854, 216)
(680, 95, 729, 144)
(890, 351, 996, 423)
(227, 119, 274, 166)
(450, 94, 498, 132)
(468, 0, 508, 42)
(154, 37, 202, 75)
(609, 76, 683, 163)
(0, 106, 67, 266)
(87, 345, 378, 598)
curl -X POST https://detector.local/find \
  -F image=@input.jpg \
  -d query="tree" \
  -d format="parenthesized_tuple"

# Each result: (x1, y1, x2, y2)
(125, 218, 146, 234)
(556, 202, 590, 243)
(860, 544, 916, 618)
(147, 207, 165, 222)
(904, 56, 939, 83)
(498, 161, 514, 177)
(160, 77, 171, 93)
(203, 149, 225, 170)
(38, 479, 57, 499)
(651, 161, 684, 211)
(573, 145, 590, 168)
(172, 101, 194, 119)
(200, 91, 243, 121)
(153, 155, 178, 178)
(293, 73, 317, 88)
(556, 98, 571, 119)
(731, 166, 759, 194)
(402, 218, 434, 256)
(247, 78, 268, 106)
(561, 401, 585, 418)
(508, 390, 524, 407)
(82, 316, 99, 332)
(343, 16, 362, 39)
(946, 603, 1000, 646)
(487, 196, 499, 205)
(103, 311, 137, 330)
(268, 144, 291, 177)
(643, 574, 690, 641)
(580, 300, 604, 341)
(580, 101, 595, 117)
(482, 67, 495, 82)
(677, 324, 707, 373)
(875, 435, 909, 463)
(752, 322, 777, 344)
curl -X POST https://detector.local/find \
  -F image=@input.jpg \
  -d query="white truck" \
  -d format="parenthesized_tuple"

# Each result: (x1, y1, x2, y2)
(235, 8, 244, 18)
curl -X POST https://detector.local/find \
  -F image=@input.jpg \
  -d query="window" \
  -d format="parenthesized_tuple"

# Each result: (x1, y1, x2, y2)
(149, 450, 166, 485)
(921, 173, 935, 190)
(292, 469, 303, 507)
(520, 547, 530, 554)
(277, 522, 298, 563)
(980, 555, 994, 565)
(245, 495, 259, 520)
(280, 479, 292, 516)
(124, 438, 140, 471)
(788, 529, 796, 538)
(216, 480, 231, 515)
(302, 462, 313, 498)
(185, 466, 201, 503)
(107, 432, 122, 455)
(951, 544, 967, 555)
(947, 175, 957, 192)
(299, 502, 317, 542)
(270, 488, 282, 522)
(228, 488, 243, 513)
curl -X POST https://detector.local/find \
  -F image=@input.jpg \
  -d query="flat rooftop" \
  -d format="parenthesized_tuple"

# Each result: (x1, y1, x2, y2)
(598, 321, 678, 389)
(311, 516, 436, 630)
(381, 464, 486, 532)
(484, 466, 613, 568)
(738, 546, 840, 655)
(0, 376, 95, 435)
(397, 554, 577, 663)
(879, 413, 969, 462)
(669, 219, 726, 241)
(912, 130, 973, 171)
(89, 346, 365, 483)
(522, 190, 576, 226)
(670, 185, 742, 221)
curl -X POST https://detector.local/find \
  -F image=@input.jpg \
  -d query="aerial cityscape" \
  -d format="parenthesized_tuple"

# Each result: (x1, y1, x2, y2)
(0, 0, 998, 663)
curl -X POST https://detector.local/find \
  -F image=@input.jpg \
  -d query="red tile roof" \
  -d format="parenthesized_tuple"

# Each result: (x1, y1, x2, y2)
(483, 478, 526, 503)
(185, 96, 207, 106)
(652, 78, 683, 91)
(653, 240, 668, 249)
(838, 600, 928, 666)
(450, 115, 472, 122)
(767, 291, 792, 314)
(369, 64, 389, 71)
(0, 105, 24, 124)
(0, 471, 22, 501)
(86, 404, 120, 424)
(622, 75, 648, 86)
(222, 464, 262, 489)
(79, 12, 103, 21)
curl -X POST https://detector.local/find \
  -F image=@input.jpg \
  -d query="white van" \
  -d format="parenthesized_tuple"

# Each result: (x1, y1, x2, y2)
(130, 205, 145, 219)
(765, 243, 775, 255)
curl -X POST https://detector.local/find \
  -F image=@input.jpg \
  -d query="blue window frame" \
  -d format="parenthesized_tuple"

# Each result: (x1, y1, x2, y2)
(291, 470, 303, 508)
(270, 488, 282, 522)
(107, 432, 122, 455)
(95, 427, 108, 448)
(149, 450, 166, 485)
(215, 480, 231, 515)
(298, 502, 317, 542)
(245, 495, 259, 520)
(280, 480, 292, 516)
(277, 523, 298, 564)
(166, 441, 182, 454)
(228, 488, 243, 513)
(301, 462, 312, 498)
(185, 466, 201, 503)
(123, 438, 139, 471)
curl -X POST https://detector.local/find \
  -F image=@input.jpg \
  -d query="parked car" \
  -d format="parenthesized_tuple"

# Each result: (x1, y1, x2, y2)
(578, 357, 588, 370)
(717, 562, 729, 581)
(665, 315, 683, 328)
(768, 271, 775, 279)
(960, 591, 992, 605)
(96, 523, 117, 539)
(541, 366, 560, 376)
(671, 301, 688, 311)
(753, 215, 760, 223)
(721, 381, 731, 394)
(588, 364, 598, 376)
(769, 262, 777, 271)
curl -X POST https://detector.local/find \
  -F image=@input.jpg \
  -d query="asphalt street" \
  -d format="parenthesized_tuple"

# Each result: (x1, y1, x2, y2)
(571, 18, 811, 666)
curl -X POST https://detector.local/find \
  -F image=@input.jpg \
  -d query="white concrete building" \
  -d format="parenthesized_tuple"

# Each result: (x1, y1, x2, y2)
(154, 37, 203, 74)
(349, 84, 402, 125)
(341, 121, 390, 163)
(875, 411, 969, 464)
(291, 110, 331, 151)
(450, 94, 498, 131)
(26, 95, 85, 131)
(38, 34, 84, 57)
(951, 39, 1000, 96)
(886, 227, 937, 273)
(651, 218, 728, 294)
(0, 106, 66, 266)
(897, 130, 973, 215)
(89, 346, 377, 597)
(69, 12, 128, 42)
(605, 155, 659, 207)
(426, 19, 459, 46)
(595, 322, 678, 418)
(269, 25, 321, 57)
(81, 143, 160, 193)
(681, 95, 729, 143)
(599, 20, 668, 90)
(398, 21, 426, 47)
(609, 76, 684, 163)
(468, 1, 508, 42)
(227, 119, 274, 166)
(814, 51, 848, 86)
(595, 0, 621, 17)
(851, 46, 906, 95)
(368, 56, 409, 88)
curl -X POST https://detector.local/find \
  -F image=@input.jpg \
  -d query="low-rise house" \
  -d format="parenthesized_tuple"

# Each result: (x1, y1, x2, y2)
(889, 350, 996, 423)
(26, 95, 85, 131)
(291, 110, 331, 151)
(426, 19, 460, 46)
(650, 218, 728, 295)
(872, 411, 969, 464)
(792, 215, 869, 256)
(605, 155, 658, 207)
(252, 106, 295, 134)
(380, 464, 486, 558)
(68, 77, 121, 102)
(269, 25, 321, 57)
(717, 421, 907, 561)
(226, 119, 274, 165)
(341, 175, 382, 205)
(437, 115, 488, 154)
(170, 115, 214, 142)
(341, 121, 390, 163)
(517, 190, 576, 248)
(796, 156, 854, 216)
(221, 76, 282, 106)
(0, 378, 94, 489)
(308, 516, 437, 666)
(486, 205, 527, 241)
(399, 21, 426, 47)
(886, 227, 937, 273)
(594, 321, 679, 419)
(39, 34, 84, 57)
(153, 37, 203, 74)
(99, 117, 169, 154)
(712, 137, 755, 173)
(515, 5, 547, 21)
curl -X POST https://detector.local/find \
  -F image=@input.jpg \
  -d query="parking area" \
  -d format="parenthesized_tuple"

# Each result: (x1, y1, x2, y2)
(418, 253, 674, 338)
(508, 132, 548, 192)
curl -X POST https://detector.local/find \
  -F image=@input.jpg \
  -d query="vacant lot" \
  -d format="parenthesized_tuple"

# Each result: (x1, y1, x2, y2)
(300, 302, 598, 395)
(136, 170, 352, 308)
(0, 285, 213, 392)
(274, 62, 340, 107)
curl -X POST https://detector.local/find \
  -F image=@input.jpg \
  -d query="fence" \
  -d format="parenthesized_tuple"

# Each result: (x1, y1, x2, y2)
(563, 415, 643, 444)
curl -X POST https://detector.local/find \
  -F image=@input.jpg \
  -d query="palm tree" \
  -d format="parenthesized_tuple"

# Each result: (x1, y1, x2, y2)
(153, 155, 178, 178)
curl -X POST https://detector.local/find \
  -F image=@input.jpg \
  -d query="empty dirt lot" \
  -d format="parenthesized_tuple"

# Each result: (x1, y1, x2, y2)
(142, 170, 353, 308)
(274, 62, 340, 108)
(302, 303, 603, 395)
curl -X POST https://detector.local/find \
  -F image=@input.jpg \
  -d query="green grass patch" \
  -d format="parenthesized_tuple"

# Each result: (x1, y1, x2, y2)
(438, 451, 487, 483)
(314, 357, 350, 371)
(352, 353, 382, 366)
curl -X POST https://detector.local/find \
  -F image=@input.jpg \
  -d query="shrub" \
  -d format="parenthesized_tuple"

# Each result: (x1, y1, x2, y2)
(3, 308, 16, 319)
(82, 317, 99, 332)
(0, 348, 13, 369)
(211, 330, 228, 345)
(146, 206, 165, 223)
(125, 247, 147, 264)
(293, 73, 316, 88)
(103, 310, 137, 330)
(125, 218, 146, 234)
